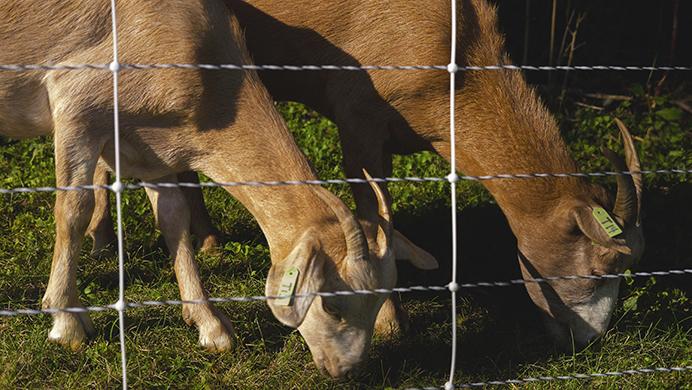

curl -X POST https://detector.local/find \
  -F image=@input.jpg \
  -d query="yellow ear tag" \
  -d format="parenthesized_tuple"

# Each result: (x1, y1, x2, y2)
(275, 267, 299, 306)
(592, 207, 623, 238)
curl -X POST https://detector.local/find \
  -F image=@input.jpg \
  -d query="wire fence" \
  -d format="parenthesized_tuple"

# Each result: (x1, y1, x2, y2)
(407, 366, 692, 389)
(2, 268, 691, 317)
(0, 168, 689, 195)
(1, 63, 691, 72)
(0, 0, 690, 388)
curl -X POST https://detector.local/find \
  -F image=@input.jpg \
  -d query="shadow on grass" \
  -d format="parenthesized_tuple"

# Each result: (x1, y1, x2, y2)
(1, 184, 688, 387)
(351, 183, 692, 386)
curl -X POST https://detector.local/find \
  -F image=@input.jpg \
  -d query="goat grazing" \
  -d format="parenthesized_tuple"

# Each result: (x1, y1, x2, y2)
(0, 0, 436, 377)
(225, 0, 645, 348)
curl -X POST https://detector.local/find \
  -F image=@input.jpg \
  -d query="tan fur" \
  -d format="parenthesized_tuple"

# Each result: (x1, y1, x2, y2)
(224, 0, 645, 347)
(0, 0, 433, 376)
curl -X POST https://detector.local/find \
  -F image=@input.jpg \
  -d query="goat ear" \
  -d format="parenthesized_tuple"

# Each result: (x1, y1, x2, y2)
(393, 230, 439, 269)
(573, 206, 632, 255)
(265, 230, 325, 328)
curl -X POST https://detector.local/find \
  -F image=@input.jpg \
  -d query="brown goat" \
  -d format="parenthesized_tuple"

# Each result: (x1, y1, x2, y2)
(0, 0, 440, 377)
(224, 0, 645, 348)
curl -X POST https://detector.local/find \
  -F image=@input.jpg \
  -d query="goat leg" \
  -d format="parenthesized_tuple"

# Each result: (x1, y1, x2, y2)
(144, 177, 233, 352)
(42, 126, 99, 350)
(85, 162, 117, 258)
(178, 171, 223, 253)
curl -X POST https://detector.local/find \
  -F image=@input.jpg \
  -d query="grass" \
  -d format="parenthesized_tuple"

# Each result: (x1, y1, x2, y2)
(0, 92, 690, 389)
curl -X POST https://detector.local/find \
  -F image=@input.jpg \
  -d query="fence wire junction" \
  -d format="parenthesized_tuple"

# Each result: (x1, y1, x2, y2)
(2, 268, 691, 317)
(0, 168, 689, 195)
(0, 0, 690, 388)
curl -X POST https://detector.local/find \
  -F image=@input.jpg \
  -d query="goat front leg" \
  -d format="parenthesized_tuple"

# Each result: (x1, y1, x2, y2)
(42, 133, 99, 349)
(145, 178, 233, 352)
(374, 292, 409, 337)
(177, 171, 222, 253)
(85, 162, 116, 257)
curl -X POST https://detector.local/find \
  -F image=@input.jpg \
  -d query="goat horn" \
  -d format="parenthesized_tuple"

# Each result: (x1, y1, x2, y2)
(603, 118, 642, 226)
(363, 169, 392, 258)
(313, 186, 368, 262)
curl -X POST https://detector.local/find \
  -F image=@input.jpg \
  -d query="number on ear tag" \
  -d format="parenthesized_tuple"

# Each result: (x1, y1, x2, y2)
(275, 267, 300, 306)
(592, 207, 623, 238)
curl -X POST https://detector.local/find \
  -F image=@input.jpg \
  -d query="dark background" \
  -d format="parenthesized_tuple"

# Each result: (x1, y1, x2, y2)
(492, 0, 691, 90)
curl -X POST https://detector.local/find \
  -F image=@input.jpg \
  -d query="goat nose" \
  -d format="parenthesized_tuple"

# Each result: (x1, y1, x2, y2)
(323, 356, 352, 379)
(343, 365, 365, 381)
(330, 361, 367, 380)
(326, 362, 345, 378)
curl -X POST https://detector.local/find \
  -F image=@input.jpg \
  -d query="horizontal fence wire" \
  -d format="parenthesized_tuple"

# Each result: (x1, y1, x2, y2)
(407, 365, 692, 389)
(2, 268, 689, 317)
(0, 168, 689, 195)
(0, 63, 691, 73)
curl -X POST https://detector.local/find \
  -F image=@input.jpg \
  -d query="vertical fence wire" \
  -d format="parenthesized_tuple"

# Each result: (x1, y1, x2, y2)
(108, 0, 128, 388)
(445, 0, 460, 389)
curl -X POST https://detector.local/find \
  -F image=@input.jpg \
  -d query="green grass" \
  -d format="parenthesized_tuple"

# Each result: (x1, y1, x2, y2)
(0, 94, 690, 389)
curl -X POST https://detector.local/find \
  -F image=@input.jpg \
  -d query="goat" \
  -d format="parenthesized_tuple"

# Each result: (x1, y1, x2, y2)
(0, 0, 433, 377)
(222, 0, 645, 348)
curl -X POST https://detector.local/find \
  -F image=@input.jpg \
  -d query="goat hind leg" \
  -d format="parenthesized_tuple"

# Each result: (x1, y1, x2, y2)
(374, 293, 409, 337)
(86, 169, 222, 257)
(177, 171, 222, 254)
(85, 162, 116, 257)
(145, 178, 233, 352)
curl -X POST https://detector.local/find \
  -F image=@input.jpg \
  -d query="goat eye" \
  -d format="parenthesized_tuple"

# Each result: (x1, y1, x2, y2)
(322, 299, 341, 319)
(569, 223, 582, 236)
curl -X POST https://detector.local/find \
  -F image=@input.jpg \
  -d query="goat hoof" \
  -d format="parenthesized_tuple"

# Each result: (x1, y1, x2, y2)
(89, 230, 117, 258)
(197, 233, 223, 254)
(90, 244, 115, 259)
(79, 311, 97, 338)
(198, 310, 234, 353)
(47, 312, 93, 350)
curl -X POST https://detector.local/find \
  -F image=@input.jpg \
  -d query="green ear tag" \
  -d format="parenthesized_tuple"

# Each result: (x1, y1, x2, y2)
(275, 267, 299, 306)
(592, 207, 623, 238)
